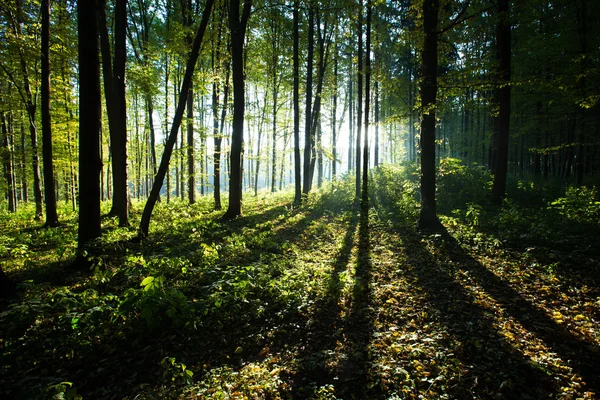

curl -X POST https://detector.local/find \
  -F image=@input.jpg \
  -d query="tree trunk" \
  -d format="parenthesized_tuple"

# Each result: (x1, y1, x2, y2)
(114, 0, 130, 224)
(374, 80, 379, 167)
(418, 0, 441, 229)
(356, 1, 363, 201)
(332, 41, 338, 179)
(293, 0, 301, 204)
(223, 0, 251, 219)
(362, 2, 371, 205)
(491, 0, 511, 204)
(302, 5, 314, 195)
(138, 0, 214, 237)
(77, 0, 102, 247)
(187, 82, 195, 204)
(1, 113, 16, 213)
(41, 0, 58, 226)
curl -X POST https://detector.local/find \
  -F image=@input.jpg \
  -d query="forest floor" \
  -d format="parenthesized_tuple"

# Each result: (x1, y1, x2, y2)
(1, 171, 599, 399)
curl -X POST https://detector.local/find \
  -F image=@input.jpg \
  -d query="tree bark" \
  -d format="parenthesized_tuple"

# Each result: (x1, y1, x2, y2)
(1, 113, 16, 213)
(187, 82, 195, 204)
(223, 0, 251, 219)
(41, 0, 58, 227)
(78, 0, 102, 247)
(302, 4, 314, 195)
(332, 40, 338, 179)
(293, 0, 301, 204)
(356, 1, 363, 201)
(362, 2, 371, 205)
(418, 0, 441, 229)
(114, 0, 130, 225)
(491, 0, 511, 204)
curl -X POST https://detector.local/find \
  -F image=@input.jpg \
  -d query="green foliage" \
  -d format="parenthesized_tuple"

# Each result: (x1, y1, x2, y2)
(371, 163, 420, 225)
(118, 275, 192, 330)
(161, 356, 194, 385)
(436, 158, 492, 212)
(2, 183, 598, 399)
(548, 186, 600, 224)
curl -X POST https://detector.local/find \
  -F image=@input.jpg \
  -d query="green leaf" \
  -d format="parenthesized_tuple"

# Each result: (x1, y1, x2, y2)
(141, 276, 155, 287)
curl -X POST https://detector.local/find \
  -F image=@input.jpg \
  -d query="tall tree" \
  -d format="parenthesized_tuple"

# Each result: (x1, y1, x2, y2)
(491, 0, 511, 204)
(1, 112, 16, 213)
(223, 0, 252, 219)
(99, 0, 130, 226)
(1, 1, 44, 219)
(293, 0, 301, 204)
(302, 3, 314, 195)
(355, 0, 363, 200)
(362, 1, 371, 205)
(41, 0, 58, 227)
(139, 0, 214, 237)
(212, 3, 229, 210)
(418, 0, 441, 229)
(78, 0, 102, 247)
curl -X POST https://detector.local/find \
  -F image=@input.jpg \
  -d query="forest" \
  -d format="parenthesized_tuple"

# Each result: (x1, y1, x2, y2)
(0, 0, 599, 398)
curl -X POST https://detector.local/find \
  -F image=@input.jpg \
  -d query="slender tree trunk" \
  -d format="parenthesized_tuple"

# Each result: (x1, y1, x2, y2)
(165, 51, 171, 202)
(187, 82, 195, 204)
(374, 80, 379, 167)
(349, 74, 353, 169)
(147, 96, 158, 188)
(317, 118, 322, 187)
(362, 2, 371, 205)
(20, 119, 28, 203)
(332, 41, 338, 179)
(114, 0, 129, 224)
(41, 0, 58, 226)
(272, 85, 278, 192)
(303, 5, 314, 195)
(356, 1, 363, 200)
(138, 0, 214, 237)
(223, 0, 251, 218)
(491, 0, 511, 204)
(78, 0, 102, 247)
(293, 0, 301, 204)
(1, 113, 16, 213)
(418, 0, 441, 229)
(254, 95, 267, 195)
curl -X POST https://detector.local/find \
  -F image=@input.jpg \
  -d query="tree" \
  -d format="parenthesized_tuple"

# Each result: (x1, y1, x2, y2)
(1, 112, 16, 213)
(491, 0, 511, 204)
(293, 0, 301, 204)
(138, 0, 214, 237)
(418, 0, 442, 230)
(78, 0, 102, 247)
(362, 1, 371, 206)
(302, 3, 314, 195)
(98, 0, 129, 226)
(0, 1, 44, 219)
(212, 2, 230, 210)
(223, 0, 252, 219)
(41, 0, 58, 227)
(355, 0, 363, 201)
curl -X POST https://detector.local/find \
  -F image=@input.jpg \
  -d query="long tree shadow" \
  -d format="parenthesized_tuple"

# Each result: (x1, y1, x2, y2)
(436, 228, 600, 395)
(2, 194, 360, 399)
(337, 202, 376, 399)
(288, 210, 358, 399)
(390, 227, 558, 398)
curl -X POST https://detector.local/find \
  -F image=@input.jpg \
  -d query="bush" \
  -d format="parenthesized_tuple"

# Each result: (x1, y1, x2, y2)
(371, 163, 420, 225)
(436, 158, 492, 212)
(548, 185, 600, 224)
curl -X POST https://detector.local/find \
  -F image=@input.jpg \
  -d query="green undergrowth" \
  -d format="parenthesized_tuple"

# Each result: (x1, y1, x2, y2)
(1, 166, 599, 399)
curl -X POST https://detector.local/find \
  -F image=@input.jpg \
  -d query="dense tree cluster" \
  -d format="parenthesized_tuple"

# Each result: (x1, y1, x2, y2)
(0, 0, 598, 241)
